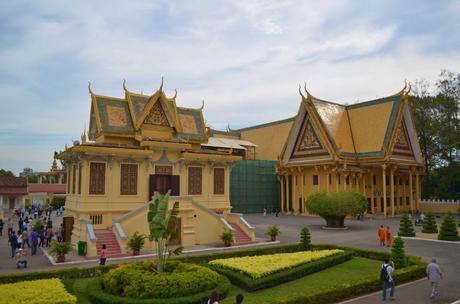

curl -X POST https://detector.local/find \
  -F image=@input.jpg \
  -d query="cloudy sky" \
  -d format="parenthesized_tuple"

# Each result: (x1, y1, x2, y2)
(1, 0, 459, 174)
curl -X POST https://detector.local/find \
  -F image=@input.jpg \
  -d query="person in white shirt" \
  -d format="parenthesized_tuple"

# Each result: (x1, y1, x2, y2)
(426, 258, 443, 299)
(381, 258, 395, 301)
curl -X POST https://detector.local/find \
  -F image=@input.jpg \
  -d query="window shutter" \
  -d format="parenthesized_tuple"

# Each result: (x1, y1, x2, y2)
(188, 167, 202, 195)
(89, 162, 105, 195)
(213, 168, 225, 195)
(171, 175, 180, 196)
(120, 164, 138, 195)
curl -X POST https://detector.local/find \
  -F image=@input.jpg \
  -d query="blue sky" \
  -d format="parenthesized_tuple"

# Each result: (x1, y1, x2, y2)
(0, 0, 459, 174)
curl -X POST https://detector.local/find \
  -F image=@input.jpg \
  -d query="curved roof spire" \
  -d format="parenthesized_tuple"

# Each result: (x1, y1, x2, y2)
(199, 99, 204, 110)
(298, 84, 306, 99)
(172, 88, 177, 99)
(122, 79, 128, 92)
(88, 81, 94, 95)
(406, 81, 412, 95)
(304, 82, 312, 98)
(159, 76, 164, 91)
(394, 80, 408, 96)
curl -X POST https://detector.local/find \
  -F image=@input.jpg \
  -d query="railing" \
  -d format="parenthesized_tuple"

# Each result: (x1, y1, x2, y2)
(421, 199, 460, 204)
(113, 222, 127, 240)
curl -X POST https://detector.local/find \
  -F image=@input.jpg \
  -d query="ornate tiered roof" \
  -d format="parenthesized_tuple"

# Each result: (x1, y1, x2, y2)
(280, 83, 424, 166)
(88, 79, 207, 143)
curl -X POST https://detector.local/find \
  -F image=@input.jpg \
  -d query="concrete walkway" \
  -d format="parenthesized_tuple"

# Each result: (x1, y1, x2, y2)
(244, 213, 460, 304)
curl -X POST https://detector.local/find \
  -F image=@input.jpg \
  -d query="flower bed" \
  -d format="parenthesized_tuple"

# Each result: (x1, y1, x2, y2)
(209, 249, 343, 279)
(210, 250, 352, 291)
(0, 278, 76, 304)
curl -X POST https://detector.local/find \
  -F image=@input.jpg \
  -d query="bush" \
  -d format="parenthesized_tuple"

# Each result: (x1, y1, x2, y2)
(305, 190, 367, 227)
(49, 241, 73, 257)
(127, 232, 147, 253)
(51, 196, 66, 210)
(391, 237, 407, 268)
(33, 220, 43, 232)
(438, 212, 460, 241)
(88, 275, 231, 304)
(210, 251, 353, 291)
(102, 261, 220, 299)
(299, 227, 311, 250)
(220, 229, 234, 246)
(0, 278, 76, 304)
(266, 224, 281, 241)
(421, 212, 438, 233)
(398, 214, 415, 237)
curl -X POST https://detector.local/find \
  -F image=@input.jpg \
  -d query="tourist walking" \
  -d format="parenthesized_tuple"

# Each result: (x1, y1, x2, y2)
(30, 230, 39, 256)
(378, 225, 386, 246)
(7, 218, 13, 236)
(17, 231, 23, 249)
(22, 229, 30, 248)
(99, 244, 108, 265)
(235, 293, 244, 303)
(426, 258, 443, 299)
(9, 231, 18, 258)
(45, 227, 53, 247)
(263, 207, 267, 216)
(385, 226, 392, 247)
(0, 218, 4, 236)
(381, 258, 396, 301)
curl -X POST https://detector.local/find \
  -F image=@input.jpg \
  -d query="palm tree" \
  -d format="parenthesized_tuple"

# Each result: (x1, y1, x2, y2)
(147, 191, 183, 273)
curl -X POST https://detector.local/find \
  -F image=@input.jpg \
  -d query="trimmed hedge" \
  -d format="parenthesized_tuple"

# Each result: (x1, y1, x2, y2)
(87, 274, 231, 304)
(269, 263, 427, 304)
(102, 261, 220, 299)
(0, 264, 116, 284)
(210, 251, 353, 291)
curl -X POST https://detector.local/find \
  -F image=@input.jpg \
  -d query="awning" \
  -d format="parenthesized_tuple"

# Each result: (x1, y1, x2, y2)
(202, 137, 257, 150)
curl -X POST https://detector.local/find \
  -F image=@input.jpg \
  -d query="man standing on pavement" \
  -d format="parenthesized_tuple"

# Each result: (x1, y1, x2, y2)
(9, 230, 18, 258)
(426, 258, 443, 299)
(381, 258, 395, 301)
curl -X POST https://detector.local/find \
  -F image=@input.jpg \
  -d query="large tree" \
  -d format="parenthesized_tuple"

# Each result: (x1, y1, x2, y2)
(0, 169, 15, 177)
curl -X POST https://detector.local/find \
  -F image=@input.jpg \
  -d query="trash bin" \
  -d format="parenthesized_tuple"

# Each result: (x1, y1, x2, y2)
(78, 241, 87, 256)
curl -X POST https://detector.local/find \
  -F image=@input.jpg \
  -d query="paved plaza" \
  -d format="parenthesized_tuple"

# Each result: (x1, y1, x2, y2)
(1, 213, 459, 304)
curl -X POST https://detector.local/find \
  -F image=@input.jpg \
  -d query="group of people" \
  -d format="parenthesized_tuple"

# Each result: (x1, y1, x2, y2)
(2, 207, 65, 269)
(377, 225, 393, 247)
(208, 291, 243, 304)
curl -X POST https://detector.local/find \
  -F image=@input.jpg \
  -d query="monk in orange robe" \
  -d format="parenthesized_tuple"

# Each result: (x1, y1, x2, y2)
(378, 225, 386, 246)
(386, 226, 392, 247)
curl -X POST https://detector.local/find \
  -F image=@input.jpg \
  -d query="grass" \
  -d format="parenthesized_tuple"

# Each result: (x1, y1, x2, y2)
(220, 257, 381, 304)
(63, 258, 381, 304)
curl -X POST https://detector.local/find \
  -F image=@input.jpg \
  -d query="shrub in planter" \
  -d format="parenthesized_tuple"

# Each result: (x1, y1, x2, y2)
(266, 225, 280, 241)
(438, 212, 460, 241)
(305, 190, 367, 228)
(421, 212, 438, 233)
(49, 240, 73, 263)
(33, 220, 43, 232)
(127, 232, 147, 256)
(220, 229, 234, 247)
(398, 214, 415, 237)
(299, 227, 312, 250)
(102, 261, 221, 299)
(391, 237, 407, 268)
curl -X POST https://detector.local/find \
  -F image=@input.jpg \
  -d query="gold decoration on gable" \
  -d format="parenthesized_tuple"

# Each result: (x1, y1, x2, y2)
(392, 119, 414, 157)
(144, 102, 169, 126)
(290, 113, 329, 159)
(106, 105, 129, 127)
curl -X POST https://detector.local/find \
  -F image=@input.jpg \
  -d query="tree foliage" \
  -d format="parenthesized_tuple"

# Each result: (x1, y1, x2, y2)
(51, 196, 65, 210)
(299, 227, 311, 250)
(147, 191, 183, 273)
(438, 212, 460, 241)
(305, 190, 367, 227)
(398, 214, 415, 237)
(0, 169, 15, 177)
(391, 237, 407, 269)
(421, 212, 438, 233)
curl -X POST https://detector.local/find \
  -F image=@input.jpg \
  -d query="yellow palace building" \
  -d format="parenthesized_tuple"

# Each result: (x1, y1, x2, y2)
(277, 84, 424, 217)
(56, 80, 255, 256)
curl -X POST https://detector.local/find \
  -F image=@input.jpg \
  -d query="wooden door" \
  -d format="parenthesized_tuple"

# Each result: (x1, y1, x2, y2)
(168, 217, 181, 246)
(149, 175, 180, 200)
(62, 216, 74, 242)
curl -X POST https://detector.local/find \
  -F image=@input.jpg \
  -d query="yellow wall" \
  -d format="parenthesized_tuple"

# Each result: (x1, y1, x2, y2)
(239, 119, 293, 161)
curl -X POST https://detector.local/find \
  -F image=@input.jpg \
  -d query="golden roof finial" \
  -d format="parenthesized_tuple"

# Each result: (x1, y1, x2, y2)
(81, 130, 87, 144)
(159, 77, 164, 91)
(122, 79, 128, 92)
(395, 80, 407, 96)
(298, 84, 306, 99)
(304, 82, 312, 98)
(199, 99, 204, 110)
(172, 88, 178, 99)
(88, 81, 94, 95)
(406, 81, 411, 95)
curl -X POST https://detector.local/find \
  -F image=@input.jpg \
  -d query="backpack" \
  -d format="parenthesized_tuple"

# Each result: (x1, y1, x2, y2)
(380, 265, 389, 282)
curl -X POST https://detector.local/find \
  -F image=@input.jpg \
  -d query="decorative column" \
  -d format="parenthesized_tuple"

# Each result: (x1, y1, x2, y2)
(390, 166, 395, 216)
(402, 175, 406, 212)
(324, 166, 330, 192)
(300, 170, 304, 213)
(292, 173, 297, 213)
(335, 172, 339, 192)
(415, 170, 420, 211)
(395, 175, 400, 213)
(343, 174, 348, 191)
(409, 169, 414, 212)
(370, 172, 375, 214)
(280, 176, 285, 213)
(286, 174, 290, 213)
(382, 164, 387, 217)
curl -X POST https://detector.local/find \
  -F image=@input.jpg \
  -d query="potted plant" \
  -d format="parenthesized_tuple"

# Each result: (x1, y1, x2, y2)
(49, 240, 73, 263)
(220, 229, 234, 246)
(127, 231, 147, 256)
(266, 224, 280, 241)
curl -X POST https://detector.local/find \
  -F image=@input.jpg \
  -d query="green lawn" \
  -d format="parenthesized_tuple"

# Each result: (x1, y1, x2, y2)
(220, 257, 381, 304)
(63, 257, 381, 304)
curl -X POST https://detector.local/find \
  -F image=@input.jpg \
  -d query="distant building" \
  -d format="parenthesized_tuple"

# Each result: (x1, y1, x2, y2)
(0, 176, 28, 217)
(19, 168, 34, 178)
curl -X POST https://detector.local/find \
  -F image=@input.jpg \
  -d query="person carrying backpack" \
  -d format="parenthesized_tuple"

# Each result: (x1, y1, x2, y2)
(381, 258, 395, 301)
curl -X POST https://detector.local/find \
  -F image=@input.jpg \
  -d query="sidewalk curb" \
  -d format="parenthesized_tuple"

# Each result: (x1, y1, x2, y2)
(336, 278, 426, 304)
(41, 240, 281, 266)
(399, 236, 460, 245)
